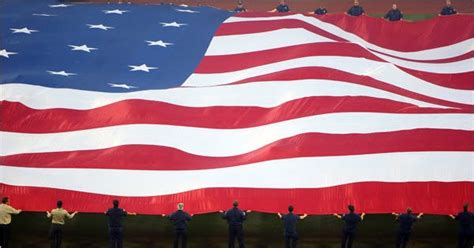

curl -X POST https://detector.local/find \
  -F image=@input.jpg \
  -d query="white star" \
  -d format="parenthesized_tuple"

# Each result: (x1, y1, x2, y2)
(145, 40, 173, 47)
(49, 4, 72, 8)
(0, 49, 17, 58)
(47, 70, 77, 76)
(160, 22, 187, 27)
(103, 9, 129, 14)
(10, 27, 39, 34)
(128, 64, 158, 72)
(175, 9, 199, 13)
(68, 45, 98, 53)
(108, 83, 137, 89)
(32, 13, 57, 17)
(179, 4, 189, 7)
(87, 24, 114, 30)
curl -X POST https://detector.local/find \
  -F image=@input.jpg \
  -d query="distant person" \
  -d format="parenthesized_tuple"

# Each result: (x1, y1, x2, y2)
(106, 199, 136, 248)
(0, 197, 22, 248)
(46, 200, 78, 248)
(334, 205, 365, 248)
(449, 204, 474, 248)
(311, 7, 328, 15)
(439, 0, 458, 15)
(392, 208, 423, 248)
(270, 0, 290, 13)
(234, 1, 247, 12)
(346, 0, 365, 16)
(277, 205, 308, 248)
(220, 200, 250, 248)
(164, 203, 192, 248)
(384, 4, 403, 21)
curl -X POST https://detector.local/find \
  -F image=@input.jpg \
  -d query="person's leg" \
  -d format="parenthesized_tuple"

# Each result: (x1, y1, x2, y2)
(174, 230, 181, 248)
(291, 235, 298, 248)
(237, 226, 245, 248)
(401, 232, 411, 248)
(117, 228, 123, 248)
(347, 232, 355, 248)
(49, 225, 57, 248)
(1, 224, 10, 248)
(395, 231, 402, 248)
(341, 231, 348, 248)
(284, 235, 291, 248)
(182, 230, 188, 248)
(56, 226, 63, 248)
(228, 226, 235, 248)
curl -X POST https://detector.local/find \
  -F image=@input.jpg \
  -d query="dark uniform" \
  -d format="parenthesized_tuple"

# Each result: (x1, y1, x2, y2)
(169, 210, 192, 248)
(276, 4, 290, 13)
(223, 207, 246, 248)
(234, 6, 246, 12)
(384, 9, 403, 21)
(106, 207, 127, 248)
(347, 5, 364, 16)
(454, 211, 474, 248)
(396, 213, 417, 248)
(341, 213, 362, 248)
(440, 6, 457, 15)
(314, 8, 328, 15)
(282, 213, 299, 248)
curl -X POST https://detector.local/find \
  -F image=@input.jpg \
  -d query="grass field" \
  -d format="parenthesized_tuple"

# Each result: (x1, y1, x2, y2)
(8, 212, 467, 247)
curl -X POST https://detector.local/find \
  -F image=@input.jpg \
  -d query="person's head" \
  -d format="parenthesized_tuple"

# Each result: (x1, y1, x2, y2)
(233, 200, 239, 207)
(2, 197, 9, 204)
(177, 203, 184, 210)
(354, 0, 359, 6)
(464, 203, 469, 212)
(406, 207, 412, 214)
(288, 205, 294, 212)
(237, 0, 243, 7)
(392, 3, 397, 10)
(57, 200, 63, 208)
(113, 199, 119, 208)
(446, 0, 452, 6)
(280, 0, 286, 5)
(348, 204, 355, 213)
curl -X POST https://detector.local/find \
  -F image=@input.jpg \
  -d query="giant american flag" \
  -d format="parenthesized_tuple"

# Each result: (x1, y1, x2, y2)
(0, 0, 473, 215)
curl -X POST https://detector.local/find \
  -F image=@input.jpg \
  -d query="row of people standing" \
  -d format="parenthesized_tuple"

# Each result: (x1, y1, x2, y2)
(0, 197, 473, 248)
(235, 0, 460, 21)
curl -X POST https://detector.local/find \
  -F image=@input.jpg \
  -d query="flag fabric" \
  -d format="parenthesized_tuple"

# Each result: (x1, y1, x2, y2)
(1, 0, 473, 215)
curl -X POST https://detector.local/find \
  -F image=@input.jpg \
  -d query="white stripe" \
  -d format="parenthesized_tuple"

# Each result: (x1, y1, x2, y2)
(183, 56, 474, 106)
(0, 80, 452, 110)
(223, 14, 474, 61)
(1, 113, 472, 157)
(206, 28, 334, 55)
(1, 152, 472, 196)
(206, 28, 474, 74)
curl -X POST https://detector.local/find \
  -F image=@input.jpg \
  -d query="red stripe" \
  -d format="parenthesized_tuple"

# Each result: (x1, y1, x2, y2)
(230, 67, 474, 110)
(2, 182, 472, 215)
(195, 43, 473, 90)
(1, 130, 472, 170)
(1, 97, 471, 133)
(232, 13, 474, 52)
(216, 19, 346, 42)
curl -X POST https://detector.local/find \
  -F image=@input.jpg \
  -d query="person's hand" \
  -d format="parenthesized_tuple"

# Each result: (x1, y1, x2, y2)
(218, 210, 224, 213)
(161, 214, 166, 217)
(73, 211, 79, 215)
(391, 212, 397, 215)
(333, 213, 338, 216)
(246, 210, 252, 213)
(190, 214, 194, 217)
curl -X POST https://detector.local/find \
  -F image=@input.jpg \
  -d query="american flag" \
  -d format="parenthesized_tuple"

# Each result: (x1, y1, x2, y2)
(1, 0, 473, 215)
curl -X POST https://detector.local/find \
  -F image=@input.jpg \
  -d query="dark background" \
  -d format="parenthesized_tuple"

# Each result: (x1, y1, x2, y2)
(9, 212, 466, 247)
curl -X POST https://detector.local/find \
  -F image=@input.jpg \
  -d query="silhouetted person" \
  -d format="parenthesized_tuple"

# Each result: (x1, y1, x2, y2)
(334, 205, 365, 248)
(221, 200, 249, 248)
(165, 203, 192, 248)
(47, 200, 78, 248)
(277, 205, 308, 248)
(440, 0, 458, 15)
(234, 1, 247, 12)
(106, 200, 136, 248)
(392, 208, 423, 248)
(347, 0, 365, 16)
(0, 197, 22, 248)
(384, 4, 403, 21)
(270, 0, 290, 13)
(450, 204, 474, 248)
